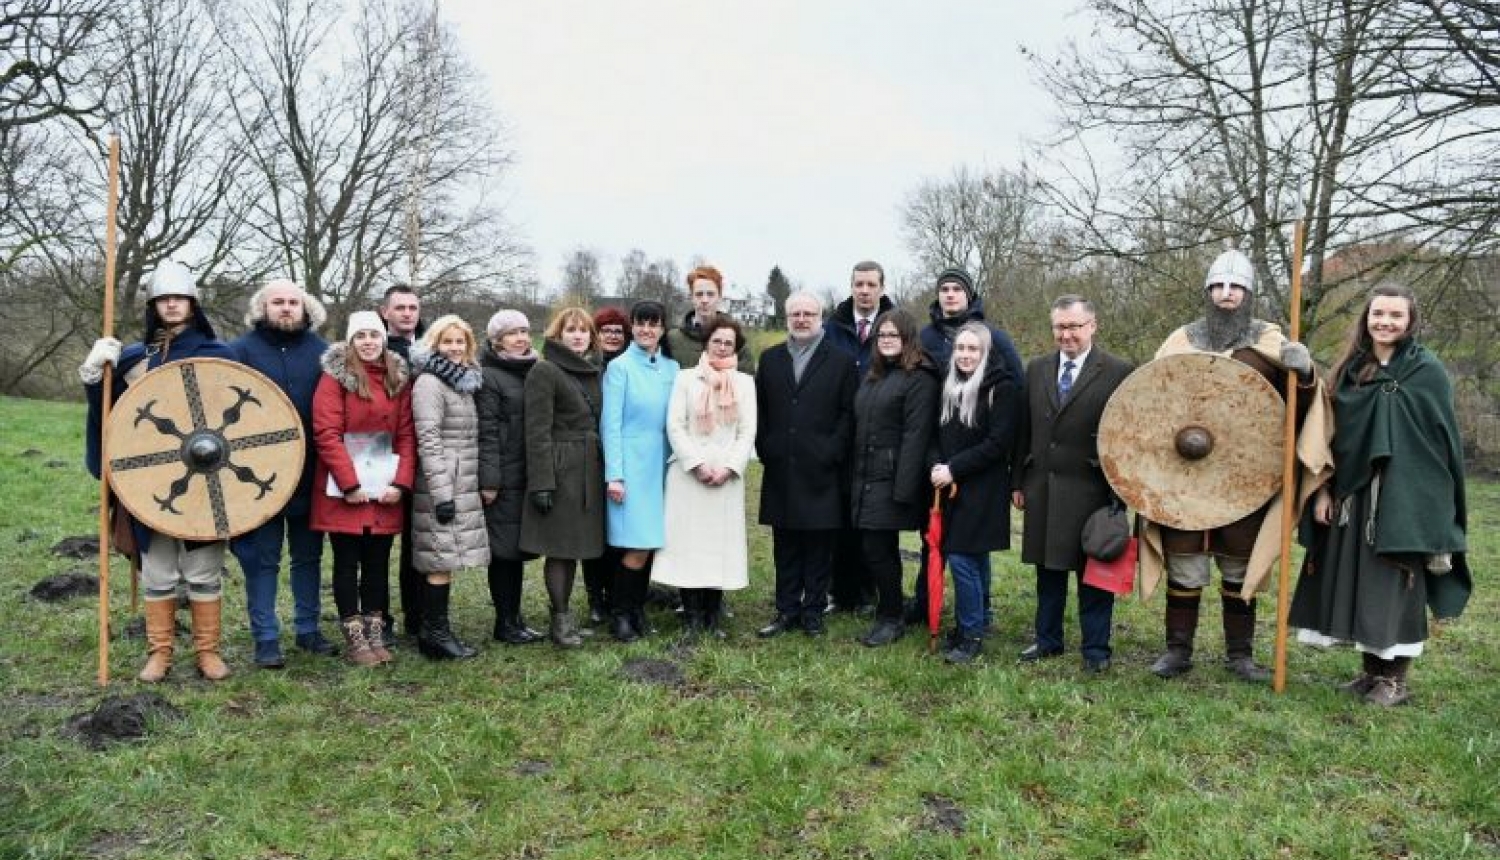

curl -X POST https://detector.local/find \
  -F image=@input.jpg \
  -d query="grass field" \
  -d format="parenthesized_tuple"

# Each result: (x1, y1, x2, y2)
(1, 394, 1496, 859)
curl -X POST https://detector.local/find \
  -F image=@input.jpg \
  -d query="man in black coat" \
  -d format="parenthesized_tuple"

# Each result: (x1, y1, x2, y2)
(1012, 295, 1134, 672)
(378, 283, 426, 641)
(755, 291, 858, 637)
(821, 260, 894, 614)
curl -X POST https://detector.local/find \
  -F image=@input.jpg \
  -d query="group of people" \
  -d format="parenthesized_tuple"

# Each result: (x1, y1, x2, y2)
(79, 250, 1469, 706)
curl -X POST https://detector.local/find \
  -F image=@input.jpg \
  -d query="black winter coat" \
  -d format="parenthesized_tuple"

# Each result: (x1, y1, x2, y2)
(850, 362, 939, 531)
(823, 295, 894, 377)
(1013, 348, 1134, 571)
(755, 336, 858, 530)
(932, 360, 1022, 554)
(476, 343, 537, 561)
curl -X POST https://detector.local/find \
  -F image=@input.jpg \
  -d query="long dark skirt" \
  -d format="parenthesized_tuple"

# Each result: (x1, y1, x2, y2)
(1289, 489, 1428, 653)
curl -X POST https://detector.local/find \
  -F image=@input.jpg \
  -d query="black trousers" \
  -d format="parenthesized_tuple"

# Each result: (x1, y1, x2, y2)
(330, 532, 395, 619)
(829, 526, 871, 608)
(771, 528, 836, 619)
(860, 529, 905, 620)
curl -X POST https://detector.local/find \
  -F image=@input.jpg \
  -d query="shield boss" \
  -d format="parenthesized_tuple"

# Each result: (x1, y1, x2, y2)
(105, 358, 304, 541)
(1098, 352, 1284, 531)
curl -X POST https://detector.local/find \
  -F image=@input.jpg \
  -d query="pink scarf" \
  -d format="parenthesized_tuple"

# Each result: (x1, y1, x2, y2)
(693, 353, 740, 434)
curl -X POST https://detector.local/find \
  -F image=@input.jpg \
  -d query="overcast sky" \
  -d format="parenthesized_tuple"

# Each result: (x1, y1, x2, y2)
(443, 1, 1083, 298)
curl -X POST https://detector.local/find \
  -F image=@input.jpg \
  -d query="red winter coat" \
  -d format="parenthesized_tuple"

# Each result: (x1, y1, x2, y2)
(310, 343, 417, 536)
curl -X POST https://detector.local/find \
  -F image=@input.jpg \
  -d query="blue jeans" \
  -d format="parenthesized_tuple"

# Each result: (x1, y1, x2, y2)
(948, 552, 991, 639)
(231, 512, 325, 641)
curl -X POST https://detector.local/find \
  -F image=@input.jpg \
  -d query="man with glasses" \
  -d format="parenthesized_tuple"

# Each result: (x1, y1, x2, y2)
(1012, 296, 1133, 672)
(1141, 249, 1320, 683)
(754, 292, 858, 638)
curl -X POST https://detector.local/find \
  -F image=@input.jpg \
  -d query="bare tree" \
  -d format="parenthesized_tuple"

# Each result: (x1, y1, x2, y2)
(0, 0, 109, 131)
(216, 0, 520, 318)
(1028, 0, 1498, 339)
(558, 247, 603, 308)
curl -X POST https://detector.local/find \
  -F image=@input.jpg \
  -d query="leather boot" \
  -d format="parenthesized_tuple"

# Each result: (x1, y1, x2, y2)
(364, 614, 393, 663)
(679, 589, 705, 640)
(419, 582, 479, 660)
(550, 611, 583, 648)
(1150, 590, 1199, 678)
(1365, 656, 1412, 707)
(189, 598, 231, 681)
(702, 590, 727, 640)
(1222, 593, 1270, 682)
(496, 615, 544, 645)
(138, 598, 177, 683)
(1339, 651, 1381, 697)
(341, 615, 380, 667)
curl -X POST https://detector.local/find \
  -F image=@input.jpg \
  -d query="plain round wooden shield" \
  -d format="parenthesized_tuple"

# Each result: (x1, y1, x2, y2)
(105, 358, 304, 541)
(1098, 352, 1284, 531)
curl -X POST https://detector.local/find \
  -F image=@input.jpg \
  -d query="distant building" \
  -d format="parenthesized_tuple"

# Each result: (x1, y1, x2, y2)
(722, 283, 774, 328)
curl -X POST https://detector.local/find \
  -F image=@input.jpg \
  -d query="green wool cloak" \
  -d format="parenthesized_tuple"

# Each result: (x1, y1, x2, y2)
(1331, 339, 1471, 619)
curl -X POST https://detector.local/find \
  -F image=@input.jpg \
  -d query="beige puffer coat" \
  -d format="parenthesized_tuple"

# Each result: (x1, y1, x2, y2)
(410, 348, 490, 573)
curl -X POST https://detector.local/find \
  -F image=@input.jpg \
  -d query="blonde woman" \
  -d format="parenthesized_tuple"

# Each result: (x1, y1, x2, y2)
(409, 314, 489, 660)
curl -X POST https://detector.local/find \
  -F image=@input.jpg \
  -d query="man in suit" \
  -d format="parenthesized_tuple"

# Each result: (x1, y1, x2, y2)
(1012, 295, 1133, 673)
(821, 260, 895, 614)
(755, 291, 858, 637)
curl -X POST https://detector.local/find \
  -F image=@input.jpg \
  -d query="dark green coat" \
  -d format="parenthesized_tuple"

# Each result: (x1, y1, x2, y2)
(518, 340, 604, 560)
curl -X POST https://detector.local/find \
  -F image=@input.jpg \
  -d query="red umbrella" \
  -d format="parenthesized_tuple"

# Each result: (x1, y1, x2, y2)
(925, 485, 957, 652)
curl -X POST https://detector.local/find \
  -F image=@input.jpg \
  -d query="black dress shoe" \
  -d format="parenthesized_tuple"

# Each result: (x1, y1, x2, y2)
(757, 615, 797, 639)
(802, 614, 825, 637)
(1084, 657, 1112, 674)
(1019, 644, 1064, 663)
(860, 619, 905, 648)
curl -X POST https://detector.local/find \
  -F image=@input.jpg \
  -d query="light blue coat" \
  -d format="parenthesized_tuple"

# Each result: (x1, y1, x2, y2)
(603, 342, 680, 548)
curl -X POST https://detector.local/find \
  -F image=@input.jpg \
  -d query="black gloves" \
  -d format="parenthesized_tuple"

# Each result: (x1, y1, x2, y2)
(435, 501, 456, 524)
(530, 490, 554, 514)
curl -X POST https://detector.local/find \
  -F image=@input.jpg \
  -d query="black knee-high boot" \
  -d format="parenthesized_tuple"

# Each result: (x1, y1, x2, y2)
(419, 581, 478, 661)
(611, 558, 647, 643)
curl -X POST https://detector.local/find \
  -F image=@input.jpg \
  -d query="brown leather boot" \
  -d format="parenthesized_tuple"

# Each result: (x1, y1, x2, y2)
(1339, 651, 1381, 696)
(138, 598, 177, 683)
(189, 598, 231, 681)
(1364, 656, 1412, 707)
(364, 614, 393, 664)
(1222, 593, 1271, 683)
(341, 616, 381, 667)
(1150, 589, 1200, 678)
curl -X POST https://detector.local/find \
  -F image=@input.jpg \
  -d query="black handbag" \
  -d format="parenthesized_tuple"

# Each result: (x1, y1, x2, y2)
(1080, 498, 1130, 562)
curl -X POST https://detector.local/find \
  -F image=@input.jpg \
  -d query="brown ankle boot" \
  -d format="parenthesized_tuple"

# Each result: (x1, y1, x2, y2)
(341, 616, 381, 667)
(1339, 651, 1381, 696)
(364, 614, 393, 664)
(1364, 657, 1412, 707)
(138, 599, 177, 683)
(189, 598, 231, 681)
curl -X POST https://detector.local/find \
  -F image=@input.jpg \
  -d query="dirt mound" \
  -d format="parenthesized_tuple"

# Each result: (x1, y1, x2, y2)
(63, 693, 184, 749)
(31, 571, 100, 602)
(51, 535, 100, 558)
(619, 657, 684, 687)
(919, 794, 966, 834)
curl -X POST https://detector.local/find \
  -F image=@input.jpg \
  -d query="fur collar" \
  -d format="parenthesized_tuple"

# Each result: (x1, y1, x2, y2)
(410, 346, 483, 393)
(320, 342, 410, 393)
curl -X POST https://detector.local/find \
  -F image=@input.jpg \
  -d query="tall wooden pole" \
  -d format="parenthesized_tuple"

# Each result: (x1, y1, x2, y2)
(1273, 220, 1306, 694)
(97, 135, 120, 686)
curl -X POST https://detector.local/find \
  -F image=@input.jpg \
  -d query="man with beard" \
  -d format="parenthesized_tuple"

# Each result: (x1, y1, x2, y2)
(1143, 249, 1323, 682)
(80, 261, 236, 682)
(755, 291, 857, 638)
(228, 279, 337, 668)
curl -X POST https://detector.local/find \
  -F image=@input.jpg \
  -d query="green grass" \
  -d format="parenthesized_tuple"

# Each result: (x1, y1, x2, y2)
(1, 394, 1497, 859)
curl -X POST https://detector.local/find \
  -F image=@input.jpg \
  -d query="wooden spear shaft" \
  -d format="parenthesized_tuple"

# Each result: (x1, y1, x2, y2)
(1273, 220, 1306, 694)
(97, 135, 120, 687)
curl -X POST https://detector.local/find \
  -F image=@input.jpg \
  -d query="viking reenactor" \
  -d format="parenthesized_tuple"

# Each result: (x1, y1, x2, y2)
(1137, 249, 1332, 682)
(80, 261, 237, 682)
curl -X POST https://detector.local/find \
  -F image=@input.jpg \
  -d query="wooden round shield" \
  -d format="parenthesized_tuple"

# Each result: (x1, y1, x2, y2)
(105, 358, 304, 541)
(1098, 352, 1284, 531)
